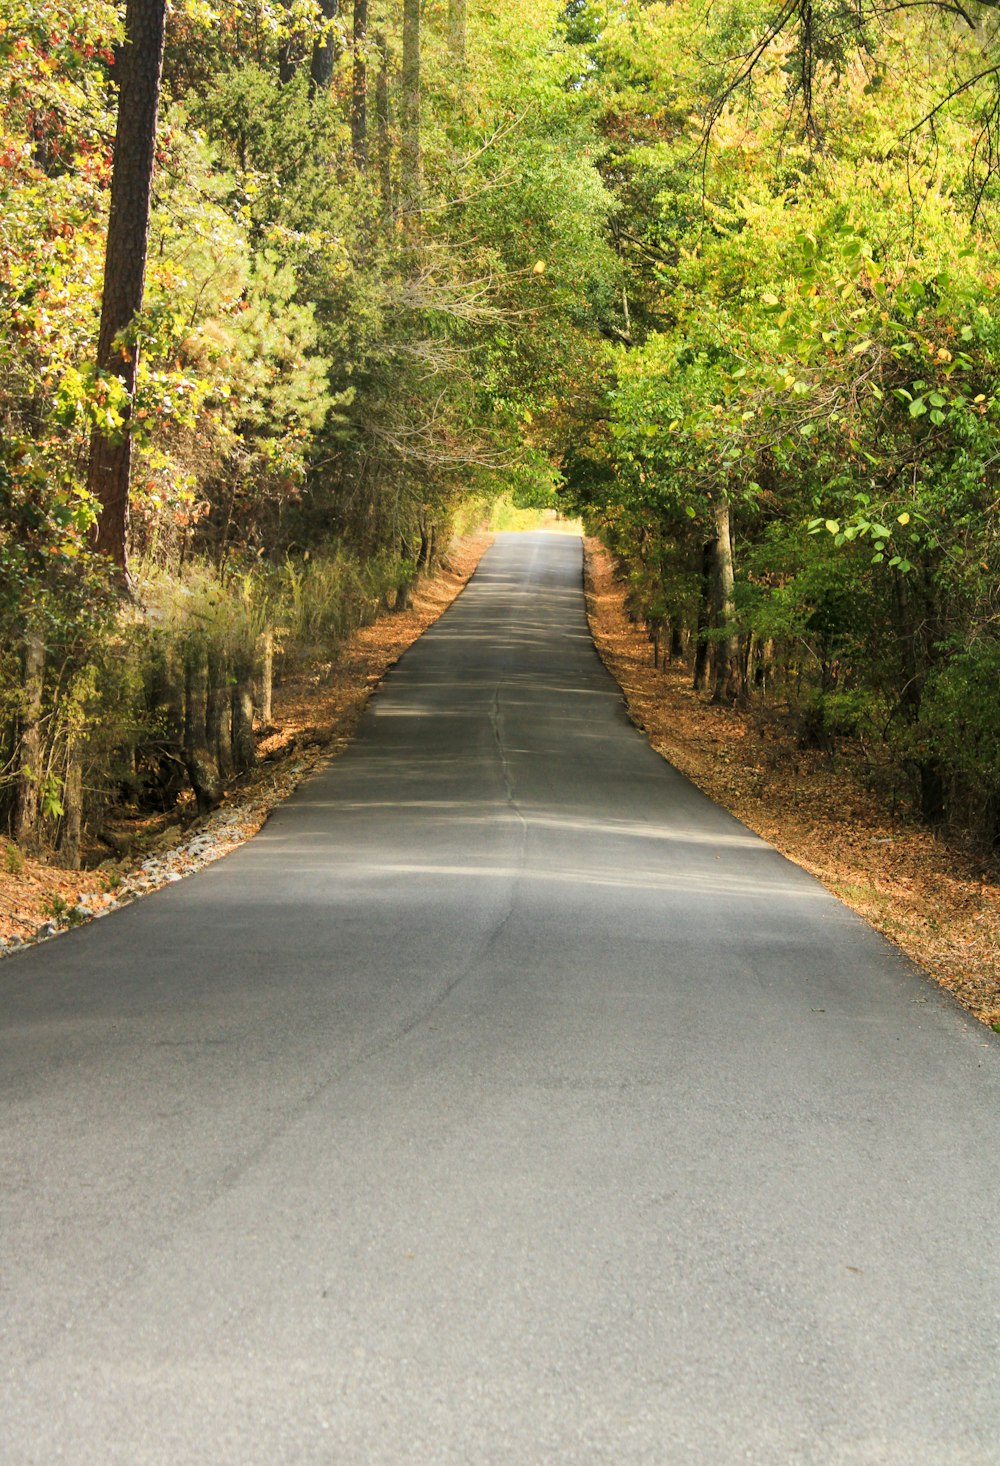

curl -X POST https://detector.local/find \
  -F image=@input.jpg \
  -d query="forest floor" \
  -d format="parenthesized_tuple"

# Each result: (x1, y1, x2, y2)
(4, 530, 998, 1034)
(584, 538, 1000, 1031)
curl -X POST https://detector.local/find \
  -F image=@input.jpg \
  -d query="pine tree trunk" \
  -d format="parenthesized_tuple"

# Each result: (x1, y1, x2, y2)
(375, 33, 392, 214)
(184, 642, 224, 815)
(309, 0, 340, 95)
(231, 653, 256, 774)
(14, 629, 45, 849)
(401, 0, 420, 216)
(692, 539, 714, 692)
(86, 0, 166, 576)
(711, 496, 740, 704)
(351, 0, 369, 167)
(58, 739, 83, 870)
(207, 645, 233, 783)
(258, 627, 274, 727)
(417, 518, 433, 570)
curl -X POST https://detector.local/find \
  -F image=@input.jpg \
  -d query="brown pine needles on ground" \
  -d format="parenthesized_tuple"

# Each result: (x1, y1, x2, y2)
(0, 534, 494, 950)
(6, 527, 998, 1034)
(583, 537, 1000, 1030)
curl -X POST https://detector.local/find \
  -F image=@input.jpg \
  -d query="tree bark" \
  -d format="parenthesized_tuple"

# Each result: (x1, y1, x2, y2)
(692, 539, 714, 692)
(86, 0, 167, 576)
(309, 0, 340, 95)
(257, 627, 274, 727)
(401, 0, 420, 216)
(711, 497, 740, 704)
(58, 739, 83, 870)
(184, 642, 224, 815)
(14, 629, 45, 849)
(351, 0, 369, 167)
(375, 32, 393, 214)
(207, 645, 233, 783)
(231, 651, 256, 774)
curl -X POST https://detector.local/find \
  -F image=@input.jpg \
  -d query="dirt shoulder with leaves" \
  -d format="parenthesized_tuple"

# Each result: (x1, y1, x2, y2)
(0, 534, 494, 956)
(584, 538, 1000, 1031)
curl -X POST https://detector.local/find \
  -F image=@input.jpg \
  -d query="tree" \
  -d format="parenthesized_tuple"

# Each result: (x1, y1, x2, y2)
(401, 0, 420, 214)
(352, 0, 369, 167)
(86, 0, 167, 576)
(310, 0, 341, 96)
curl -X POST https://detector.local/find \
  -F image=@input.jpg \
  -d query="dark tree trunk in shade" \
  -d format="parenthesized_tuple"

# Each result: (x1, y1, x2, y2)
(711, 496, 741, 703)
(692, 538, 714, 692)
(401, 0, 420, 214)
(207, 645, 233, 782)
(351, 0, 369, 167)
(183, 642, 224, 816)
(231, 652, 256, 774)
(14, 629, 45, 849)
(309, 0, 340, 94)
(86, 0, 166, 575)
(375, 33, 392, 213)
(278, 0, 304, 82)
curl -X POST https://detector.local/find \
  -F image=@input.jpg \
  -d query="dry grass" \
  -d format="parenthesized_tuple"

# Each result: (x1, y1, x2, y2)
(0, 534, 493, 947)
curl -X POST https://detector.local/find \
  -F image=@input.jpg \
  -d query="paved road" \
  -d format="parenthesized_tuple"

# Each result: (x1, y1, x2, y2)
(2, 532, 998, 1465)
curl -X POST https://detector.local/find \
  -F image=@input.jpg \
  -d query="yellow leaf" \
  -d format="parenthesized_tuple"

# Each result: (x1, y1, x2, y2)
(897, 512, 910, 525)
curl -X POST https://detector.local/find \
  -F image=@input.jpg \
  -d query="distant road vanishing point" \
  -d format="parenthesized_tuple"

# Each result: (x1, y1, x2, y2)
(2, 531, 999, 1465)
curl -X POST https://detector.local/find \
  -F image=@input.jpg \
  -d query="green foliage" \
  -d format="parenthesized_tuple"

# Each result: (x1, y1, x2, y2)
(5, 0, 999, 854)
(559, 0, 1000, 846)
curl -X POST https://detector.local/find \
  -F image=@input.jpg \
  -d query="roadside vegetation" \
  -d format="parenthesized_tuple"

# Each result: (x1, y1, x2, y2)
(1, 0, 611, 864)
(2, 0, 999, 906)
(560, 0, 1000, 862)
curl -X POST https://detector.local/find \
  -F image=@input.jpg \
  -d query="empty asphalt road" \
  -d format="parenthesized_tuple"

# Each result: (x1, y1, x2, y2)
(2, 531, 999, 1465)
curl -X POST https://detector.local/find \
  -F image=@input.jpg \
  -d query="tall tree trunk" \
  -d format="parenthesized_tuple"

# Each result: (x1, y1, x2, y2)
(278, 0, 304, 83)
(309, 0, 340, 95)
(231, 651, 256, 774)
(417, 520, 435, 571)
(351, 0, 369, 167)
(448, 0, 466, 63)
(711, 496, 740, 704)
(257, 627, 274, 727)
(58, 738, 83, 870)
(14, 629, 45, 849)
(207, 645, 233, 783)
(184, 642, 224, 815)
(401, 0, 420, 216)
(692, 538, 714, 692)
(86, 0, 166, 576)
(375, 32, 392, 214)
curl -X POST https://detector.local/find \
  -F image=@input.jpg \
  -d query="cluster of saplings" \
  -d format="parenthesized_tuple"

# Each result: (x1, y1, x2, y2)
(1, 534, 441, 869)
